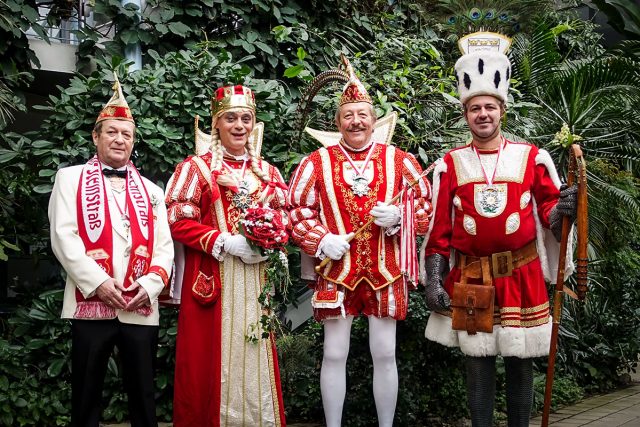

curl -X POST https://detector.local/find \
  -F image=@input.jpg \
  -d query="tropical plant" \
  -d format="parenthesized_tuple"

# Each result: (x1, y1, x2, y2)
(509, 22, 640, 256)
(550, 160, 640, 392)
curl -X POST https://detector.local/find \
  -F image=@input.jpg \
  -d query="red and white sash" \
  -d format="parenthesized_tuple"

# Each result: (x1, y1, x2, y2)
(75, 156, 155, 318)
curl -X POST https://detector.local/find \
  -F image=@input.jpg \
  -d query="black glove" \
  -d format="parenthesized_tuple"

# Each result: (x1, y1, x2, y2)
(549, 184, 578, 241)
(423, 253, 451, 311)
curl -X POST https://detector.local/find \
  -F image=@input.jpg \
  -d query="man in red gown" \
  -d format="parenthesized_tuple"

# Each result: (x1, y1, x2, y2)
(166, 85, 287, 427)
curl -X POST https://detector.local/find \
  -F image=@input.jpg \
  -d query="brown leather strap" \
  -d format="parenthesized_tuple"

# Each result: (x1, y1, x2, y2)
(455, 240, 539, 280)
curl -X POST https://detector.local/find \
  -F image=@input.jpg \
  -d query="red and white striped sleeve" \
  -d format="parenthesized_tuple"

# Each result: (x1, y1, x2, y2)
(287, 155, 329, 256)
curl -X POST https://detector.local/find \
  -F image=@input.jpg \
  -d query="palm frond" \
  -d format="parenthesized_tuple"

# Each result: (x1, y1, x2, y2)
(588, 171, 640, 214)
(0, 79, 17, 127)
(510, 24, 561, 95)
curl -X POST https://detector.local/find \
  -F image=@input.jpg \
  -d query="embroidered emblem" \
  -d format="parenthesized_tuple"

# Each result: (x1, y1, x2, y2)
(193, 272, 214, 298)
(474, 183, 507, 218)
(453, 195, 462, 210)
(520, 191, 531, 209)
(463, 214, 477, 235)
(505, 212, 520, 234)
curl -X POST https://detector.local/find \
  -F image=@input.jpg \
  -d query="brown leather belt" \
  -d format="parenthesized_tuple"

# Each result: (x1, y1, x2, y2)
(455, 240, 539, 281)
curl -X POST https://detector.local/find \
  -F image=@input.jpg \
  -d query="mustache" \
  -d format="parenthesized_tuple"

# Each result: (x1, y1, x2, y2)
(347, 126, 367, 132)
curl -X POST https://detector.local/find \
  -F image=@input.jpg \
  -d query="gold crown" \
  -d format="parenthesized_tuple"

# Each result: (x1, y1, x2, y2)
(211, 85, 256, 117)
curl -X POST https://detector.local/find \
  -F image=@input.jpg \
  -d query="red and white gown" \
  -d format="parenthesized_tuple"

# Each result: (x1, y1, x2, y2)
(288, 141, 432, 320)
(423, 139, 572, 358)
(166, 152, 287, 427)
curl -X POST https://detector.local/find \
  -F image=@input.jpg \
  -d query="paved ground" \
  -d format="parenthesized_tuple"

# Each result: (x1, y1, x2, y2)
(103, 370, 640, 427)
(529, 376, 640, 427)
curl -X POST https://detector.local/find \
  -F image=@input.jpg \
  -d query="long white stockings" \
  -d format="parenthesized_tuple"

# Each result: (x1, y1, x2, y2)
(320, 316, 398, 427)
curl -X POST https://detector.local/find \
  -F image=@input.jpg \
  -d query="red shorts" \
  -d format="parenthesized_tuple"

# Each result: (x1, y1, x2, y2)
(313, 277, 408, 321)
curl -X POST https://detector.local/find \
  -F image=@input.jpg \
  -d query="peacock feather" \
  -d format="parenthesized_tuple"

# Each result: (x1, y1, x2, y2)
(436, 0, 550, 37)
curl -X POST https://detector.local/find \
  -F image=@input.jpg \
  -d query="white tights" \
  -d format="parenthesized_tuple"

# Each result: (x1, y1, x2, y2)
(320, 315, 398, 427)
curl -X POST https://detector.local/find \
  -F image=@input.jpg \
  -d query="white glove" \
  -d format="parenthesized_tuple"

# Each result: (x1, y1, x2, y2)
(223, 234, 267, 264)
(319, 232, 354, 261)
(240, 252, 268, 265)
(370, 201, 401, 228)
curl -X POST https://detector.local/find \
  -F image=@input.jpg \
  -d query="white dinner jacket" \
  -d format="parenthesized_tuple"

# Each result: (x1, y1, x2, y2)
(48, 164, 174, 325)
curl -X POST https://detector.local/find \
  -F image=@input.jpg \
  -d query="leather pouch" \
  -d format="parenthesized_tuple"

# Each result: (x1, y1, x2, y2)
(451, 282, 495, 335)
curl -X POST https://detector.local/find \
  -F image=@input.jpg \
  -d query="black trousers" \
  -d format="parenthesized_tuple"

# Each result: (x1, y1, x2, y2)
(71, 319, 159, 427)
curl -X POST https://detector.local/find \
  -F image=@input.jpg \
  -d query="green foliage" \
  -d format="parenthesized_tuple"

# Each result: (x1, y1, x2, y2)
(551, 160, 640, 392)
(585, 0, 640, 39)
(532, 374, 585, 412)
(0, 0, 47, 76)
(2, 0, 640, 424)
(0, 289, 71, 426)
(0, 289, 179, 425)
(77, 0, 387, 79)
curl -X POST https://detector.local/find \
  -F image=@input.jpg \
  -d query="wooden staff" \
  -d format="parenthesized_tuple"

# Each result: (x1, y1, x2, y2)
(314, 164, 434, 274)
(541, 144, 589, 426)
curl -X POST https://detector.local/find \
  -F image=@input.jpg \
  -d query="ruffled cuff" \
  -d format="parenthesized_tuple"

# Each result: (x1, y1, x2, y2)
(212, 232, 231, 261)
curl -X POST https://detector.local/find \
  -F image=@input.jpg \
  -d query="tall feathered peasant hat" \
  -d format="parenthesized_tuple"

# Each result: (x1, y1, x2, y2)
(454, 31, 512, 104)
(96, 72, 134, 124)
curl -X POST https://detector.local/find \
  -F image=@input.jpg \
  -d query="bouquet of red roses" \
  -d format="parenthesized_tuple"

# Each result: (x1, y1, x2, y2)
(239, 206, 289, 252)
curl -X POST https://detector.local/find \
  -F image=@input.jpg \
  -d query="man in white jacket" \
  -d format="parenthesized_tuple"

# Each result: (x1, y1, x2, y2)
(48, 74, 173, 427)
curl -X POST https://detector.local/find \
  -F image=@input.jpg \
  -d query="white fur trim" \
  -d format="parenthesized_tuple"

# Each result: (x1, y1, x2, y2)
(535, 149, 561, 189)
(455, 51, 511, 104)
(498, 319, 552, 358)
(419, 158, 446, 284)
(425, 312, 459, 347)
(426, 313, 553, 358)
(457, 326, 500, 357)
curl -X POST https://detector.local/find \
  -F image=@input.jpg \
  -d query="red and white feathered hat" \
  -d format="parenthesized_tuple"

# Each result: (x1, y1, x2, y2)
(455, 32, 512, 104)
(96, 72, 134, 124)
(339, 58, 372, 106)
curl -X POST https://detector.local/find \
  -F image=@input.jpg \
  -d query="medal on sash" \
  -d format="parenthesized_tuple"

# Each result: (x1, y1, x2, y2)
(473, 138, 507, 217)
(338, 140, 377, 197)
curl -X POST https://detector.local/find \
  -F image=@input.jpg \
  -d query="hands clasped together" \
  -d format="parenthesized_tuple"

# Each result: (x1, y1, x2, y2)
(96, 278, 149, 311)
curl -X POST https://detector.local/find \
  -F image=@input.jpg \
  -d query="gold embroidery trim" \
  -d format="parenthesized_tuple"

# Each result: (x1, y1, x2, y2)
(501, 316, 549, 327)
(199, 230, 216, 253)
(500, 302, 549, 314)
(332, 146, 384, 280)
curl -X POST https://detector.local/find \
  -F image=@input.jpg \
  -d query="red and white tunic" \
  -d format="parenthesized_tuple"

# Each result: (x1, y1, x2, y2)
(166, 152, 287, 427)
(288, 142, 431, 320)
(423, 139, 566, 358)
